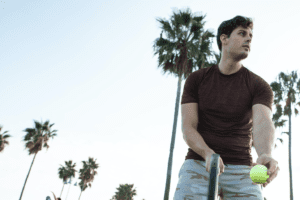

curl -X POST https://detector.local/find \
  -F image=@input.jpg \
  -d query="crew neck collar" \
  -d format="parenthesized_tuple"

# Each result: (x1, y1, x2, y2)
(216, 64, 244, 76)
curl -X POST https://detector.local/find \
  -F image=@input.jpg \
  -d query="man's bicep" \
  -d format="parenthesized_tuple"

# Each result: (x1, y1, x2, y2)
(181, 102, 199, 133)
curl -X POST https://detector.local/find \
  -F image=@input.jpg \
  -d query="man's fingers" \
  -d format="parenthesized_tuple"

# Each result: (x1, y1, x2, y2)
(262, 170, 278, 188)
(268, 168, 279, 183)
(206, 164, 210, 173)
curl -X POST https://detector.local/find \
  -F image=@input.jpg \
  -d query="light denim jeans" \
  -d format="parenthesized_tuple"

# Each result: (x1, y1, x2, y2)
(173, 159, 263, 200)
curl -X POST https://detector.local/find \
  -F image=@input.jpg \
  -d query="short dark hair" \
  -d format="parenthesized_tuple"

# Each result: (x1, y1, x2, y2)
(57, 198, 61, 200)
(217, 15, 254, 52)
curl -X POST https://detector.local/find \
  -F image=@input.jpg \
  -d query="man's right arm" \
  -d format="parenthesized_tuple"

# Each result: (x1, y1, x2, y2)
(181, 103, 214, 159)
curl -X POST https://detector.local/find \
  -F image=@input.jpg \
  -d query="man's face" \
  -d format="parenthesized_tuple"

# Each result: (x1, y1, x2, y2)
(222, 26, 253, 60)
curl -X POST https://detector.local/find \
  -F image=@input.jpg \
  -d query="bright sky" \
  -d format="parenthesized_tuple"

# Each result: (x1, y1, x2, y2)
(1, 0, 299, 200)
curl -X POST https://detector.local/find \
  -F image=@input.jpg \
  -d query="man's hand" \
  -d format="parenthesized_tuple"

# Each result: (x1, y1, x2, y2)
(205, 149, 225, 176)
(251, 154, 280, 187)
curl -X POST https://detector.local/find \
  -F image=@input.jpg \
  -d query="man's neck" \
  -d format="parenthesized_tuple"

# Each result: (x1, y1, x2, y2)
(218, 59, 242, 75)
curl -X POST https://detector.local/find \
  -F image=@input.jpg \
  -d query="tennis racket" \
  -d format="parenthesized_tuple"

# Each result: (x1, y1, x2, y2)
(208, 153, 220, 200)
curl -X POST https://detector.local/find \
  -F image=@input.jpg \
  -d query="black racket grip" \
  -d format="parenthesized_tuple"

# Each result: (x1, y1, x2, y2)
(208, 153, 220, 200)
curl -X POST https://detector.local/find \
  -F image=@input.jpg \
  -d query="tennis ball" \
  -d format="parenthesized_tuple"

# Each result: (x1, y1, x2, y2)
(250, 165, 269, 184)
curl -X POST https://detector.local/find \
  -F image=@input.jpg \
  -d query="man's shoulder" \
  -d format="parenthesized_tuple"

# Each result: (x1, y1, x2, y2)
(188, 65, 216, 78)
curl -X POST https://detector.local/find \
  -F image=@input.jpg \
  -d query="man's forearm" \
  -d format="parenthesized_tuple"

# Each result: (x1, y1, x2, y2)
(253, 123, 276, 157)
(183, 127, 213, 159)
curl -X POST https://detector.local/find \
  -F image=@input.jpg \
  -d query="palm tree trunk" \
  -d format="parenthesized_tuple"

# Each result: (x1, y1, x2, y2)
(19, 152, 37, 200)
(65, 181, 72, 200)
(60, 182, 65, 197)
(163, 75, 182, 200)
(288, 106, 293, 200)
(78, 190, 83, 200)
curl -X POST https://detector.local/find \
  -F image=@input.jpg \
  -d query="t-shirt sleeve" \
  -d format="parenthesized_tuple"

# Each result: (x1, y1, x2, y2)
(181, 71, 199, 104)
(252, 75, 274, 111)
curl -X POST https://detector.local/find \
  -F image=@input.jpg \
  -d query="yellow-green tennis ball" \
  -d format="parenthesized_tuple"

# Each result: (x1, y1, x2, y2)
(250, 165, 269, 184)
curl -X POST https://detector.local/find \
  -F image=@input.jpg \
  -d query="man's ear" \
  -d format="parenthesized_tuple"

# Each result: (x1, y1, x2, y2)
(220, 34, 228, 45)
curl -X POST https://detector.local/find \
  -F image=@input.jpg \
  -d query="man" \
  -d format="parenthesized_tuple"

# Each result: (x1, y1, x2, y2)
(173, 15, 280, 200)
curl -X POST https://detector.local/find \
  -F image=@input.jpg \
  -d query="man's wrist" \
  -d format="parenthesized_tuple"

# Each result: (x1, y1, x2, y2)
(258, 153, 273, 158)
(204, 148, 215, 160)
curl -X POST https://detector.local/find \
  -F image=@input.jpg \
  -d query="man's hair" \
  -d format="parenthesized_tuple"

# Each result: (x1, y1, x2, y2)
(217, 15, 254, 52)
(57, 198, 61, 200)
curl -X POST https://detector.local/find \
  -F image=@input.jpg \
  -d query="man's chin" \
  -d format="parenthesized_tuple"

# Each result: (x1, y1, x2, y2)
(239, 53, 248, 60)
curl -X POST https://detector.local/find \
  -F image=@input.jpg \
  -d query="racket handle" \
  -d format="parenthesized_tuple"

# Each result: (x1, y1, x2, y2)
(208, 154, 220, 200)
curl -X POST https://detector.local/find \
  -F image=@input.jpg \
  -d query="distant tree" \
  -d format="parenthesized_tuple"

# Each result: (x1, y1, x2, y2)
(152, 7, 220, 200)
(269, 71, 300, 200)
(58, 160, 77, 198)
(77, 157, 99, 200)
(110, 183, 137, 200)
(17, 119, 57, 200)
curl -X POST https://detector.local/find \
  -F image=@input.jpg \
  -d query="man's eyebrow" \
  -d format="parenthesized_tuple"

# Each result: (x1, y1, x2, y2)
(239, 30, 253, 37)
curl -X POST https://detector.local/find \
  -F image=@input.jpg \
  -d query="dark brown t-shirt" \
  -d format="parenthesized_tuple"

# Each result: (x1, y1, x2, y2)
(181, 64, 273, 166)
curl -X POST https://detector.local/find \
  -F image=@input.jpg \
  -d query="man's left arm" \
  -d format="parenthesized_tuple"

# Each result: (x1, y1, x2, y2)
(252, 104, 276, 157)
(252, 104, 280, 187)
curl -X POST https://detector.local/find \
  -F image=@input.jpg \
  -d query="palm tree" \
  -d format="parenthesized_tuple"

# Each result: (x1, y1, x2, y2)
(63, 161, 77, 200)
(77, 157, 99, 200)
(110, 183, 137, 200)
(152, 7, 222, 200)
(269, 71, 300, 200)
(58, 160, 77, 198)
(58, 166, 70, 197)
(18, 119, 57, 200)
(64, 177, 73, 200)
(117, 184, 136, 200)
(0, 125, 12, 153)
